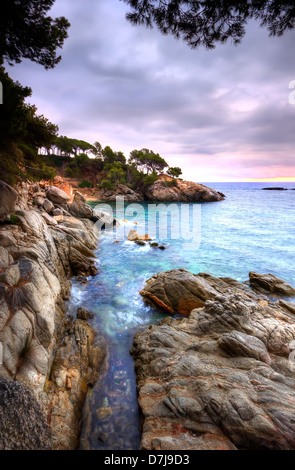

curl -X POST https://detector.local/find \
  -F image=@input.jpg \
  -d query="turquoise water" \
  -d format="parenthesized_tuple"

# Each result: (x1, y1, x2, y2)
(76, 183, 295, 449)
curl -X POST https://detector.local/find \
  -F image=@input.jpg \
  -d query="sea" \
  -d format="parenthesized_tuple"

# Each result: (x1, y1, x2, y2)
(66, 182, 295, 449)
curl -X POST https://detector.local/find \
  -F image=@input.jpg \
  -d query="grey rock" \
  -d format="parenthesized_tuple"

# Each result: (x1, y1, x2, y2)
(0, 376, 51, 450)
(0, 180, 18, 222)
(134, 270, 295, 450)
(45, 186, 70, 204)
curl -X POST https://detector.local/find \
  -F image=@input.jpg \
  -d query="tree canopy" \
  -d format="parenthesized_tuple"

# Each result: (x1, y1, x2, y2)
(123, 0, 295, 49)
(0, 66, 58, 185)
(167, 166, 182, 178)
(0, 0, 70, 68)
(130, 148, 168, 174)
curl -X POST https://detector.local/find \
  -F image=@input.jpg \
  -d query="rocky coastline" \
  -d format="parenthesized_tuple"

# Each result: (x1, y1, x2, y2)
(0, 180, 113, 449)
(132, 269, 295, 450)
(66, 176, 225, 203)
(1, 178, 295, 451)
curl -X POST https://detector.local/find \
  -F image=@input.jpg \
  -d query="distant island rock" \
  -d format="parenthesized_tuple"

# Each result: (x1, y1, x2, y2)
(262, 187, 288, 191)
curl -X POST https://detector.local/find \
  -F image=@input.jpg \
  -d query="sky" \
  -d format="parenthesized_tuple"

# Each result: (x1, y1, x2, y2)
(6, 0, 295, 182)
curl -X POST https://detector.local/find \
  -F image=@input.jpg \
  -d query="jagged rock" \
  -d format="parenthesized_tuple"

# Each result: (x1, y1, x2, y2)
(52, 208, 63, 216)
(0, 263, 20, 286)
(280, 300, 295, 315)
(0, 246, 13, 267)
(140, 269, 220, 315)
(40, 211, 58, 226)
(0, 230, 17, 247)
(249, 272, 295, 297)
(128, 229, 152, 242)
(0, 199, 104, 449)
(0, 376, 51, 450)
(33, 195, 45, 207)
(69, 191, 93, 219)
(69, 191, 117, 229)
(77, 307, 94, 320)
(144, 177, 225, 202)
(43, 198, 55, 213)
(0, 180, 18, 222)
(133, 272, 295, 450)
(69, 247, 98, 277)
(45, 186, 70, 204)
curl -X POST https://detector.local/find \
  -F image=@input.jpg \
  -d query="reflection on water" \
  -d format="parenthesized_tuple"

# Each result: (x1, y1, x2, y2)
(74, 186, 294, 449)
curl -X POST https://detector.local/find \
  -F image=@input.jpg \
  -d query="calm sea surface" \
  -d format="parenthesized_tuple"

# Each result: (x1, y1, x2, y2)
(72, 182, 295, 449)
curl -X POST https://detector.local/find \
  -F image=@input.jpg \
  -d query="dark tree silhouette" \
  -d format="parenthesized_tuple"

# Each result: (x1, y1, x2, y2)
(0, 0, 70, 69)
(122, 1, 295, 49)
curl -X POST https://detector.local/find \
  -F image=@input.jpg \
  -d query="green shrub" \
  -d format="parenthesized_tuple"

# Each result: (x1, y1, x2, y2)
(9, 213, 19, 224)
(79, 180, 94, 188)
(65, 167, 74, 178)
(143, 173, 158, 187)
(99, 180, 115, 190)
(165, 179, 178, 187)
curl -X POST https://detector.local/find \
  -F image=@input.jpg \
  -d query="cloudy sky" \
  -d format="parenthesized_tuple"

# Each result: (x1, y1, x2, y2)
(6, 0, 295, 181)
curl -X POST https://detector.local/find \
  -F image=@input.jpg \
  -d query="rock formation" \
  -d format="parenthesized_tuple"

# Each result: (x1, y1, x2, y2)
(133, 269, 295, 450)
(143, 178, 225, 202)
(95, 183, 142, 202)
(0, 180, 112, 449)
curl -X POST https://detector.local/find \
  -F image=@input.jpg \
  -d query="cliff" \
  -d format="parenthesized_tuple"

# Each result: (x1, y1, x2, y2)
(0, 180, 113, 449)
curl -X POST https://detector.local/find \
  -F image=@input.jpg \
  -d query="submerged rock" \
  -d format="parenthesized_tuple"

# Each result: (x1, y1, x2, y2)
(127, 229, 152, 242)
(133, 269, 295, 450)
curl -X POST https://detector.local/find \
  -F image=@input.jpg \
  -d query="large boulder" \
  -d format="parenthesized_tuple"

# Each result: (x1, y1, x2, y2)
(0, 376, 51, 450)
(144, 178, 225, 202)
(0, 180, 18, 222)
(69, 191, 93, 219)
(140, 269, 255, 316)
(133, 271, 295, 450)
(45, 185, 70, 205)
(249, 272, 295, 297)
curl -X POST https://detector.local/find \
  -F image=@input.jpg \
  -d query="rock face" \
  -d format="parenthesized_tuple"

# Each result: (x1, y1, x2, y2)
(0, 180, 18, 222)
(133, 269, 295, 450)
(144, 179, 225, 202)
(0, 376, 51, 450)
(0, 182, 109, 449)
